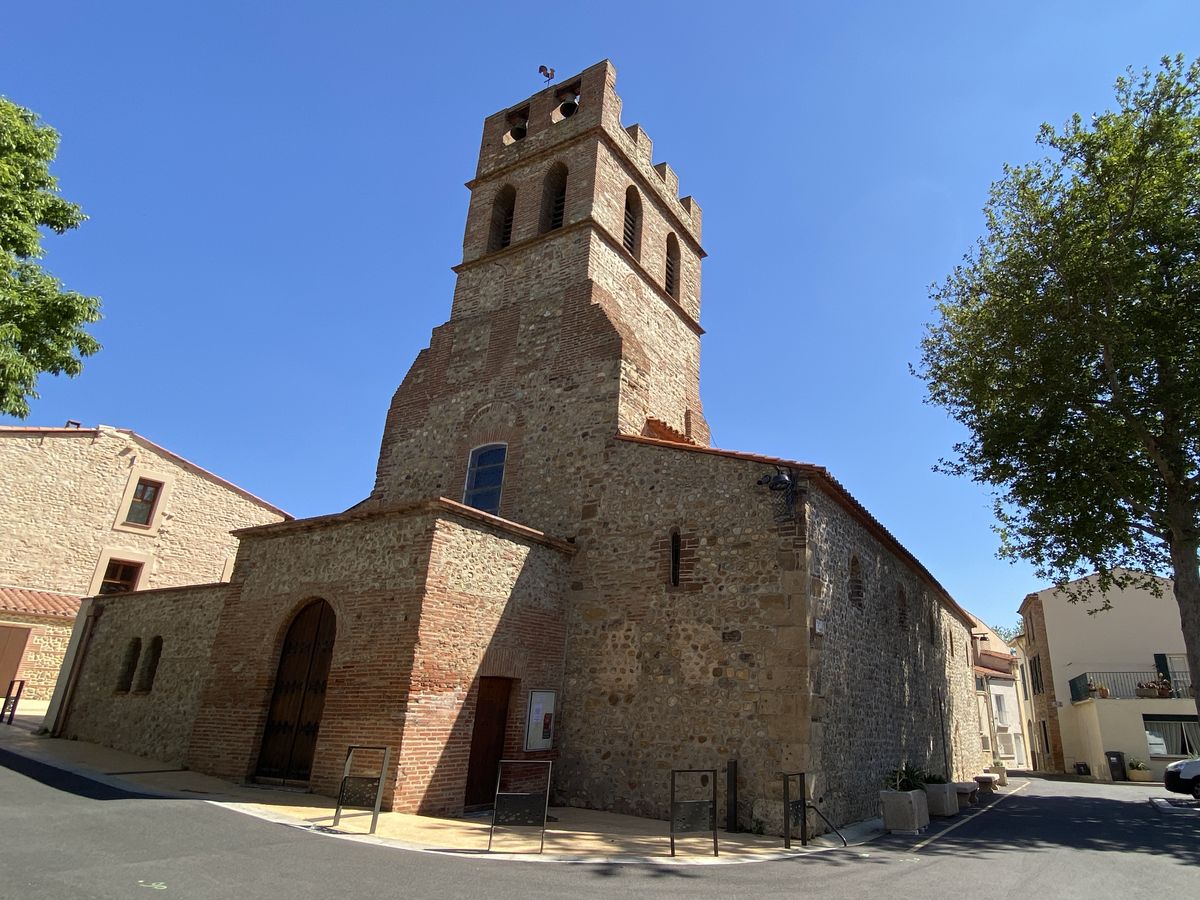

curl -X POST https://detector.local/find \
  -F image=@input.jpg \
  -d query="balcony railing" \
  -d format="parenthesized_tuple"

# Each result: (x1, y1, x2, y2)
(1068, 671, 1194, 702)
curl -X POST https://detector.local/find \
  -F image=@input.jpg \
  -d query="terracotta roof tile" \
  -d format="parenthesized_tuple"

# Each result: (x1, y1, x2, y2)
(0, 586, 82, 619)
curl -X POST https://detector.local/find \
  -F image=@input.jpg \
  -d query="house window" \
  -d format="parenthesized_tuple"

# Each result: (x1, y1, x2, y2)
(116, 637, 141, 692)
(99, 559, 142, 595)
(489, 185, 517, 251)
(1020, 663, 1029, 700)
(1143, 715, 1200, 757)
(124, 478, 163, 526)
(463, 444, 506, 515)
(134, 636, 163, 693)
(1030, 655, 1044, 694)
(994, 693, 1007, 725)
(665, 233, 680, 298)
(622, 186, 642, 256)
(541, 163, 568, 232)
(975, 676, 986, 692)
(669, 530, 681, 587)
(848, 556, 863, 608)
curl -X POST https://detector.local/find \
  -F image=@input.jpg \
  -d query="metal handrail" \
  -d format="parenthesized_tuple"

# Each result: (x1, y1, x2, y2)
(1072, 670, 1194, 700)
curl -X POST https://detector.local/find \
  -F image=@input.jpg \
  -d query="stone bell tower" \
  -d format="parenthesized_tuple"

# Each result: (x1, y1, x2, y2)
(371, 60, 710, 535)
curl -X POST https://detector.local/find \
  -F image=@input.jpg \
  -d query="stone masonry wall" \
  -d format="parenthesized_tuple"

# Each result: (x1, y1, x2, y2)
(0, 428, 285, 596)
(396, 516, 570, 814)
(805, 486, 982, 826)
(557, 439, 810, 830)
(0, 612, 74, 701)
(1020, 594, 1065, 772)
(187, 508, 434, 802)
(60, 583, 227, 763)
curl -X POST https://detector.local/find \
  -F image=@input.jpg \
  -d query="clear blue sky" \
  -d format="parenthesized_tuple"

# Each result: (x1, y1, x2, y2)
(2, 2, 1193, 628)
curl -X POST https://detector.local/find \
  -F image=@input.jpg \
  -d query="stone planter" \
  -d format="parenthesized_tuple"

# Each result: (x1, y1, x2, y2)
(1128, 769, 1154, 782)
(1136, 688, 1158, 698)
(924, 782, 958, 817)
(986, 764, 1008, 786)
(880, 789, 929, 835)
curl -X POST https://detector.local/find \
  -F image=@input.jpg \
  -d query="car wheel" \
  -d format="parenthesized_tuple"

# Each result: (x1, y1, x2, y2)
(1192, 780, 1200, 800)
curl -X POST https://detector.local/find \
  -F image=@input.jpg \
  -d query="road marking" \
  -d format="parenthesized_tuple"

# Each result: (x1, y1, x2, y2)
(910, 781, 1030, 852)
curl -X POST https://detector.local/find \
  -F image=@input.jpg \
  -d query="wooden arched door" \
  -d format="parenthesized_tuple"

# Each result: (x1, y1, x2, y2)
(256, 599, 336, 784)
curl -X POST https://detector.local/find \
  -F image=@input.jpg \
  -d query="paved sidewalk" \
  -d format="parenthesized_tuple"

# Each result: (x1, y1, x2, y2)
(0, 719, 880, 864)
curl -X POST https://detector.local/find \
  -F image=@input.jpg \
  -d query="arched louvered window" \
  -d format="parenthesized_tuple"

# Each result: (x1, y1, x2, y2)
(669, 529, 681, 587)
(540, 163, 568, 233)
(489, 185, 517, 251)
(135, 636, 163, 692)
(665, 233, 680, 298)
(116, 637, 141, 693)
(463, 444, 507, 515)
(848, 557, 864, 608)
(622, 186, 642, 257)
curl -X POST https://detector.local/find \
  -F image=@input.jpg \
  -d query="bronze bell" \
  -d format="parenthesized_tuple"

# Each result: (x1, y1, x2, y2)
(557, 95, 578, 118)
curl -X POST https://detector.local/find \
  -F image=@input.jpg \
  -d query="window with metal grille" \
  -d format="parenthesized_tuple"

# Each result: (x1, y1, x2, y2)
(622, 186, 641, 256)
(541, 163, 568, 233)
(489, 185, 517, 251)
(463, 444, 507, 515)
(665, 233, 680, 298)
(99, 559, 142, 595)
(124, 478, 162, 526)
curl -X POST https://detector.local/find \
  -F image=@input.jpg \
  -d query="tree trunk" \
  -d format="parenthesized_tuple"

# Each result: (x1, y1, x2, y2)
(1166, 521, 1200, 722)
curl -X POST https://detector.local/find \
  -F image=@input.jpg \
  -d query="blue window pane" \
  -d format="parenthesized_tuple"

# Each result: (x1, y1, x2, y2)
(471, 466, 504, 489)
(476, 446, 507, 467)
(466, 488, 501, 514)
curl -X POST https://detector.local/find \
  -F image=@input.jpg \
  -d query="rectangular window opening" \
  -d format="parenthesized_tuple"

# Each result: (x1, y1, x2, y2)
(125, 478, 163, 526)
(99, 560, 143, 595)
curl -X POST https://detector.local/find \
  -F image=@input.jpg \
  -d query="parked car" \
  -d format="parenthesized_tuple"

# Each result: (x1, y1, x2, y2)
(1163, 759, 1200, 799)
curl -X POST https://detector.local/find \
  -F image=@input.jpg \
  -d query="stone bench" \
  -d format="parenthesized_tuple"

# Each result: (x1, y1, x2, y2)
(954, 782, 979, 809)
(974, 773, 1001, 793)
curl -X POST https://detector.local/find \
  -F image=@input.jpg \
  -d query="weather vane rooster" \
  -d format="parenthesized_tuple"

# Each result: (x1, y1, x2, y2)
(539, 65, 555, 84)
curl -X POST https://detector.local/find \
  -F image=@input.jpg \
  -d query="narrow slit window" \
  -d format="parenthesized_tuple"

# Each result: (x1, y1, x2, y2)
(622, 186, 642, 256)
(125, 478, 163, 526)
(848, 556, 863, 608)
(135, 636, 163, 693)
(669, 530, 681, 587)
(489, 185, 517, 251)
(665, 233, 680, 298)
(897, 586, 908, 627)
(541, 163, 568, 233)
(463, 444, 507, 515)
(116, 637, 141, 692)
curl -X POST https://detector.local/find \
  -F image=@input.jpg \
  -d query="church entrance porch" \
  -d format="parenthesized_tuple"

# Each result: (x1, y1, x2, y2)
(255, 599, 337, 785)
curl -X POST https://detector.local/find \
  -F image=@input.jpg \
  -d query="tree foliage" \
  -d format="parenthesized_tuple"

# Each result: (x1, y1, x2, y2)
(0, 97, 100, 418)
(918, 55, 1200, 706)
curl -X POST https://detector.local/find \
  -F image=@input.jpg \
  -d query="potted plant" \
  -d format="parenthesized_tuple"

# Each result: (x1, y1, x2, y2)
(1095, 683, 1111, 699)
(922, 772, 958, 817)
(1087, 681, 1098, 698)
(1136, 675, 1172, 698)
(1127, 758, 1154, 782)
(880, 763, 930, 834)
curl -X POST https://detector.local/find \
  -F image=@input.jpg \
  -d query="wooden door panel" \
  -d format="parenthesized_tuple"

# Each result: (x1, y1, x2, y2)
(0, 626, 31, 692)
(256, 601, 336, 782)
(464, 677, 512, 807)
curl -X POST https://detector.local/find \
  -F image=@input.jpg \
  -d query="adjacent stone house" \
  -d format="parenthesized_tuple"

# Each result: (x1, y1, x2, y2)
(0, 424, 289, 703)
(51, 61, 985, 831)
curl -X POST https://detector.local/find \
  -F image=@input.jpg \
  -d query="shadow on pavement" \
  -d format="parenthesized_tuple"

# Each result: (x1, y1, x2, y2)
(0, 747, 155, 802)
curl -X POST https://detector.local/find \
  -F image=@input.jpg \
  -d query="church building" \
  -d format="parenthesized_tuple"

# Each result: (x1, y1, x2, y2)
(46, 61, 984, 831)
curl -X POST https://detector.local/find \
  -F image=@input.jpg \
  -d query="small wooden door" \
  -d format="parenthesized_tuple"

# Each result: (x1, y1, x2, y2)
(464, 677, 512, 807)
(0, 626, 31, 694)
(256, 600, 336, 783)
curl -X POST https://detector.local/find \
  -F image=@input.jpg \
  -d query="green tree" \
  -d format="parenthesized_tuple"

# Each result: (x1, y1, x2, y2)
(0, 97, 100, 418)
(918, 55, 1200, 717)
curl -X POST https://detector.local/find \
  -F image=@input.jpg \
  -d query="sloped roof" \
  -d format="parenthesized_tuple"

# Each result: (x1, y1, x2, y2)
(0, 425, 291, 519)
(0, 586, 82, 619)
(616, 434, 976, 629)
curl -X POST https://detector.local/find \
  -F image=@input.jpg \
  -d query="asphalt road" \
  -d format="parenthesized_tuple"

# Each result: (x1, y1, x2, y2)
(2, 749, 1197, 900)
